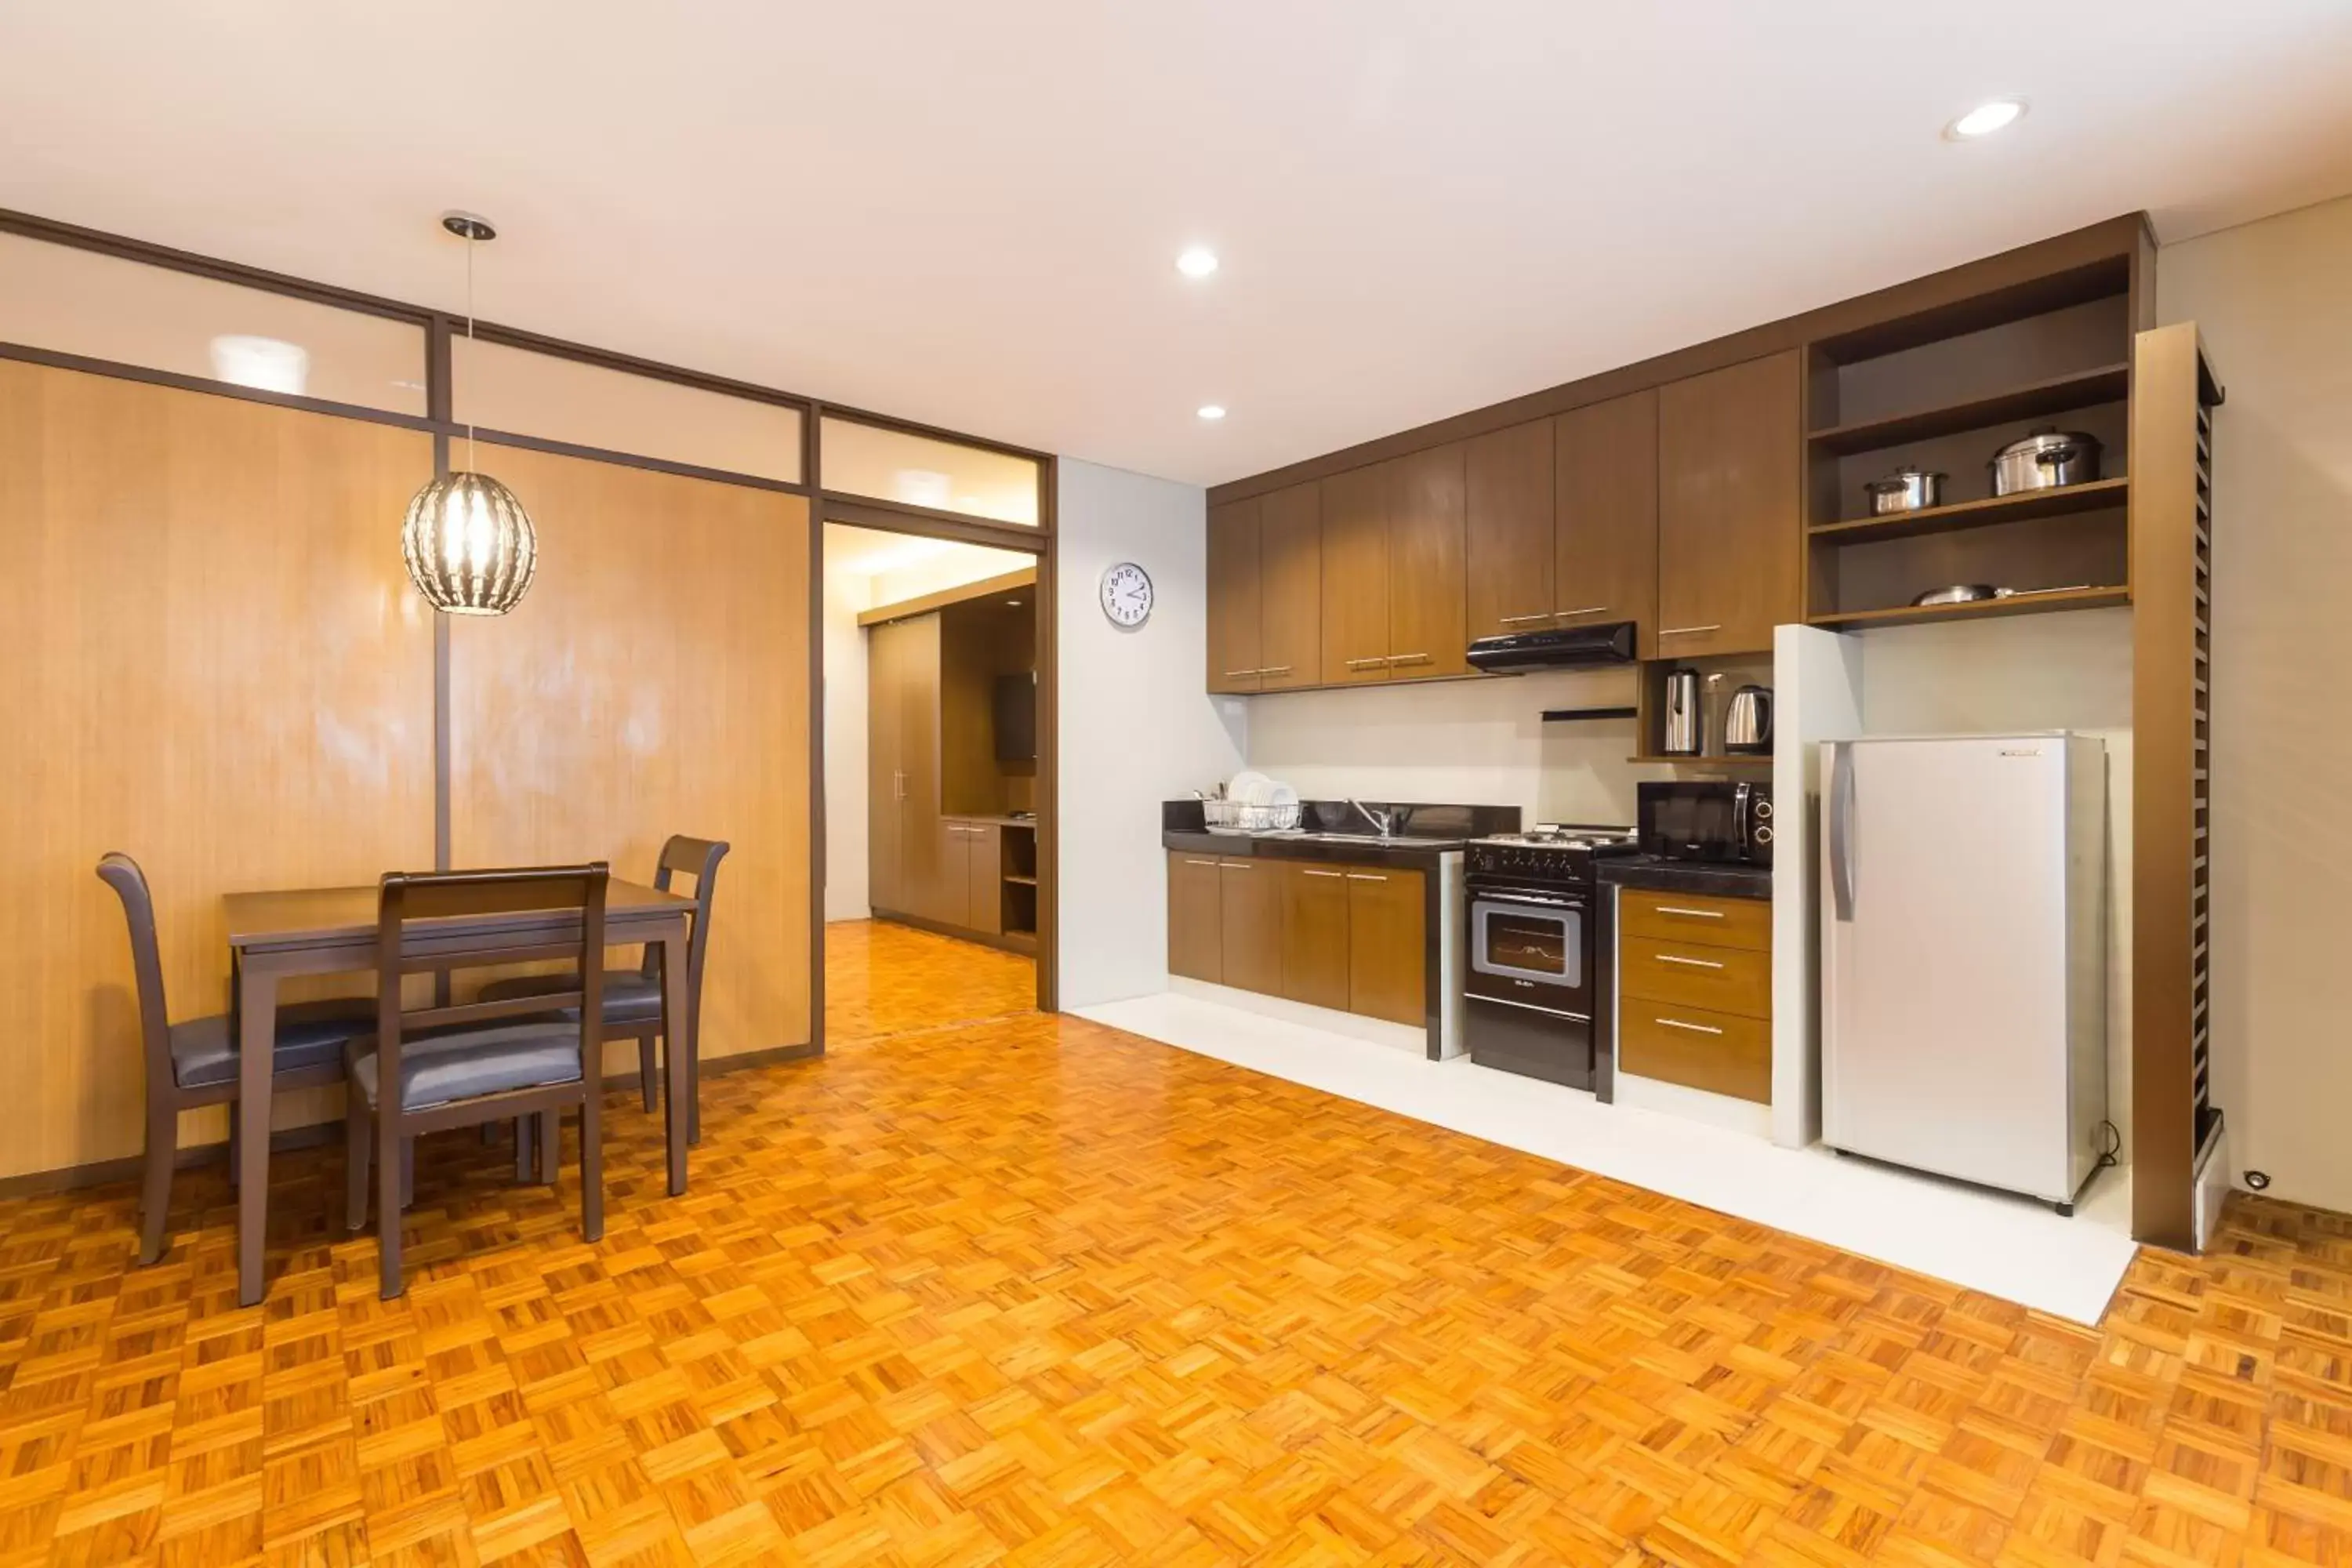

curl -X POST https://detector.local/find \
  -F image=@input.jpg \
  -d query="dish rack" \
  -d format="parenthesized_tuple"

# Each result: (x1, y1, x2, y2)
(1203, 799, 1302, 834)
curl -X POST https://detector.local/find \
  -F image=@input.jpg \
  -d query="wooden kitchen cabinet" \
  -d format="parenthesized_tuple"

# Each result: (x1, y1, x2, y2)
(1385, 444, 1468, 680)
(1207, 496, 1262, 694)
(1347, 867, 1427, 1026)
(1555, 389, 1660, 655)
(1167, 851, 1223, 982)
(1319, 464, 1391, 684)
(1657, 350, 1802, 658)
(1279, 862, 1352, 1011)
(1256, 481, 1321, 691)
(1466, 419, 1555, 641)
(869, 612, 944, 919)
(1218, 860, 1283, 996)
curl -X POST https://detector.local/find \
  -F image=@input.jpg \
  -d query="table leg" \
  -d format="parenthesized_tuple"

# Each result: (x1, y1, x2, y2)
(236, 967, 277, 1307)
(660, 926, 689, 1196)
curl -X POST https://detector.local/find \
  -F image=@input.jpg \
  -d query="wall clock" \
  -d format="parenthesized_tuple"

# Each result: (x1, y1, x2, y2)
(1100, 561, 1153, 629)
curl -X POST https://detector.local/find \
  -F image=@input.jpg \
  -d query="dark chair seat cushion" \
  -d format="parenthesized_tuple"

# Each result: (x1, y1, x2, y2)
(350, 1024, 585, 1113)
(169, 997, 377, 1090)
(477, 971, 663, 1026)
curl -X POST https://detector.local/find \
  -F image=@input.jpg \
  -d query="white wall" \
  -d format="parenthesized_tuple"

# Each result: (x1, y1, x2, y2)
(1243, 667, 1671, 827)
(821, 560, 873, 922)
(1849, 608, 2136, 1155)
(1055, 458, 1247, 1008)
(2160, 194, 2352, 1214)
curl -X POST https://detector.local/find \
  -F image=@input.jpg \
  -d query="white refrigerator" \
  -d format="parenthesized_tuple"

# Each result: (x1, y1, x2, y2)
(1819, 733, 2107, 1212)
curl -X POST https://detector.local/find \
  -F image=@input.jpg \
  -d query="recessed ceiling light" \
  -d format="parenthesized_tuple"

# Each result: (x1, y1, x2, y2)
(1176, 246, 1219, 279)
(1946, 99, 2026, 140)
(1197, 405, 1227, 421)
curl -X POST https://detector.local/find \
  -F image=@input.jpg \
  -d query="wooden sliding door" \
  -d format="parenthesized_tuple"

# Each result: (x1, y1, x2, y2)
(0, 361, 437, 1179)
(447, 445, 812, 1064)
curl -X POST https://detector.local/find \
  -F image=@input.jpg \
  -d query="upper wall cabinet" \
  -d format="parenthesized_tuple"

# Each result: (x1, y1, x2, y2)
(1465, 420, 1555, 640)
(1322, 445, 1468, 684)
(1555, 389, 1660, 656)
(1657, 350, 1802, 658)
(1207, 481, 1321, 695)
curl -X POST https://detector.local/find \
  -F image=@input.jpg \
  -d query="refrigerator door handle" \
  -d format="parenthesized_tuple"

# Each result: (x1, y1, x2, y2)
(1829, 742, 1857, 922)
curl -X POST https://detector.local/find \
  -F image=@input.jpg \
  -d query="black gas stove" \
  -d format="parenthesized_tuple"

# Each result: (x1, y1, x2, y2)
(1461, 824, 1636, 1091)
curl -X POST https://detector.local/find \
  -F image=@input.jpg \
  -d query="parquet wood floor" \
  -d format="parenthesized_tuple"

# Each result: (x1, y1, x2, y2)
(2, 926, 2348, 1566)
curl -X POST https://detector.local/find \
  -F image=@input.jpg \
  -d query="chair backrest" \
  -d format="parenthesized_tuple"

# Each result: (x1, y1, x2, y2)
(642, 836, 731, 993)
(95, 852, 173, 1094)
(374, 864, 610, 1087)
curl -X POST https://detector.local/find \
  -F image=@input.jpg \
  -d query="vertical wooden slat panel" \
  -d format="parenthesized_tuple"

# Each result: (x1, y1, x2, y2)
(0, 361, 437, 1178)
(447, 447, 812, 1062)
(2130, 321, 2216, 1250)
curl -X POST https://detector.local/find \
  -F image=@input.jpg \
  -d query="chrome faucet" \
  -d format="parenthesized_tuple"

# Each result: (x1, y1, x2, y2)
(1346, 800, 1396, 839)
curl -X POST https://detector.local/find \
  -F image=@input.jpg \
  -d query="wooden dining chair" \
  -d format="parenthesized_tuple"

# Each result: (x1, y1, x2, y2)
(345, 863, 609, 1299)
(96, 853, 377, 1265)
(480, 835, 728, 1138)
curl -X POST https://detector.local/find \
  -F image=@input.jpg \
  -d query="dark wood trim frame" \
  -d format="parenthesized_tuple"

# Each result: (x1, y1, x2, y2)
(807, 402, 828, 1058)
(1, 207, 433, 321)
(1036, 458, 1061, 1013)
(815, 403, 1055, 467)
(820, 494, 1053, 546)
(1208, 214, 2151, 505)
(0, 341, 443, 433)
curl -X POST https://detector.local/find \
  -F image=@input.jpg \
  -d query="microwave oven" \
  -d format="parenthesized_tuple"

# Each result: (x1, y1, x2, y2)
(1637, 780, 1772, 866)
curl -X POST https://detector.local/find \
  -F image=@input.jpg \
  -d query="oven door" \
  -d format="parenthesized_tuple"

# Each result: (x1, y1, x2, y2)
(1468, 889, 1585, 1003)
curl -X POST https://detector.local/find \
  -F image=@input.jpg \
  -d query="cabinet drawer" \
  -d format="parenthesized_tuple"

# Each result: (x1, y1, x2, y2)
(1619, 1004, 1771, 1104)
(1619, 888, 1770, 951)
(1621, 938, 1770, 1019)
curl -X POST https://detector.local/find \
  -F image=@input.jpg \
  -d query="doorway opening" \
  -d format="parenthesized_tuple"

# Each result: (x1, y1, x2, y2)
(821, 522, 1047, 1046)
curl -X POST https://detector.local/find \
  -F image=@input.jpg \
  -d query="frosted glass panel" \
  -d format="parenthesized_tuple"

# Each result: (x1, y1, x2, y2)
(0, 231, 426, 414)
(822, 416, 1040, 525)
(452, 336, 803, 484)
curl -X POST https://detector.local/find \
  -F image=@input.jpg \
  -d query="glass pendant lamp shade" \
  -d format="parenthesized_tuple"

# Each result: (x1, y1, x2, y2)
(401, 470, 538, 615)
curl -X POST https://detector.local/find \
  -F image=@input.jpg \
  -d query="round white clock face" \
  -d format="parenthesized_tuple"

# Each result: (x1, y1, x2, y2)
(1100, 561, 1153, 628)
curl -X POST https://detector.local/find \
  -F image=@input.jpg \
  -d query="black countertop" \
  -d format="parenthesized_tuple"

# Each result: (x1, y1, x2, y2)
(1598, 855, 1773, 899)
(1162, 829, 1465, 872)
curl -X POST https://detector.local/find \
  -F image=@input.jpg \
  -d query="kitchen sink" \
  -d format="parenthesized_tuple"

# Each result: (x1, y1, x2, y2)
(1273, 832, 1463, 848)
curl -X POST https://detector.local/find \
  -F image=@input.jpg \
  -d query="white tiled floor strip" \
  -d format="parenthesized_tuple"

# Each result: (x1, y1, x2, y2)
(1076, 991, 2139, 1325)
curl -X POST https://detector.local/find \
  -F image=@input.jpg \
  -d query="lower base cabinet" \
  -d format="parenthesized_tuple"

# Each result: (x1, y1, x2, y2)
(1169, 853, 1223, 982)
(882, 818, 1033, 951)
(1279, 864, 1352, 1011)
(1616, 887, 1772, 1102)
(1167, 851, 1424, 1028)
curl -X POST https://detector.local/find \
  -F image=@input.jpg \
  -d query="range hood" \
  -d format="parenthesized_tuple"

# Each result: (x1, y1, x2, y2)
(1465, 621, 1638, 673)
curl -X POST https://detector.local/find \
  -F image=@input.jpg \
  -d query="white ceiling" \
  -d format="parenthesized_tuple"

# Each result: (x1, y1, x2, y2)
(5, 2, 2349, 488)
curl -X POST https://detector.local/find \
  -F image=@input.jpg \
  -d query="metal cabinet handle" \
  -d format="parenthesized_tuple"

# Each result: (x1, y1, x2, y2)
(1654, 1016, 1724, 1035)
(1218, 862, 1252, 871)
(1498, 613, 1554, 626)
(1258, 665, 1293, 675)
(1385, 652, 1430, 666)
(1222, 667, 1262, 678)
(1659, 623, 1723, 637)
(1656, 953, 1725, 969)
(1346, 873, 1388, 882)
(1344, 655, 1388, 670)
(1183, 858, 1218, 867)
(1652, 905, 1726, 919)
(1552, 605, 1610, 618)
(1300, 869, 1345, 878)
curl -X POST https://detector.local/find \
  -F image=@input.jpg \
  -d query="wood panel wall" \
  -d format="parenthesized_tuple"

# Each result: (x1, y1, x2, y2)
(0, 361, 437, 1179)
(447, 445, 813, 1068)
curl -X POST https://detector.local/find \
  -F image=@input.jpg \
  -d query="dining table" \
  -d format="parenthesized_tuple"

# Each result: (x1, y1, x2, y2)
(221, 877, 697, 1306)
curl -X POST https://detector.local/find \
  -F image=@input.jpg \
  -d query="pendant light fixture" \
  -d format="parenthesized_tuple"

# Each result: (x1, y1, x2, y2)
(400, 212, 538, 615)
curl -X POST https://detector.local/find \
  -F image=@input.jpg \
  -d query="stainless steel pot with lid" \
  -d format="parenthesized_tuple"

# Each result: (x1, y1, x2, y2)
(1991, 428, 2102, 495)
(1863, 466, 1947, 515)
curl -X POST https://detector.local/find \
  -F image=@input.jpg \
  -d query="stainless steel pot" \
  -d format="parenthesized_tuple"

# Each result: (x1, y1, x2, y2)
(1990, 428, 2102, 495)
(1911, 584, 2006, 607)
(1863, 466, 1946, 514)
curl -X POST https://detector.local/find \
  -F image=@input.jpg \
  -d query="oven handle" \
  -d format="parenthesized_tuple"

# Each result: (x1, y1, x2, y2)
(1469, 888, 1587, 908)
(1467, 992, 1592, 1023)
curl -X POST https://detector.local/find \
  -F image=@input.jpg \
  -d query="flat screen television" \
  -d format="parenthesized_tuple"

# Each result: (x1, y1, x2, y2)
(993, 672, 1036, 761)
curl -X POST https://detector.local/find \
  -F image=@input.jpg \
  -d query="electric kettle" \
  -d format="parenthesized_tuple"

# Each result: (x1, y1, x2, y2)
(1723, 685, 1773, 755)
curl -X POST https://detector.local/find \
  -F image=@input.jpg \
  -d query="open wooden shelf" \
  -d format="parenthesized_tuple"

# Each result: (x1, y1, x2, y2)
(1807, 583, 2129, 630)
(1628, 752, 1773, 768)
(1808, 363, 2130, 456)
(1809, 477, 2129, 546)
